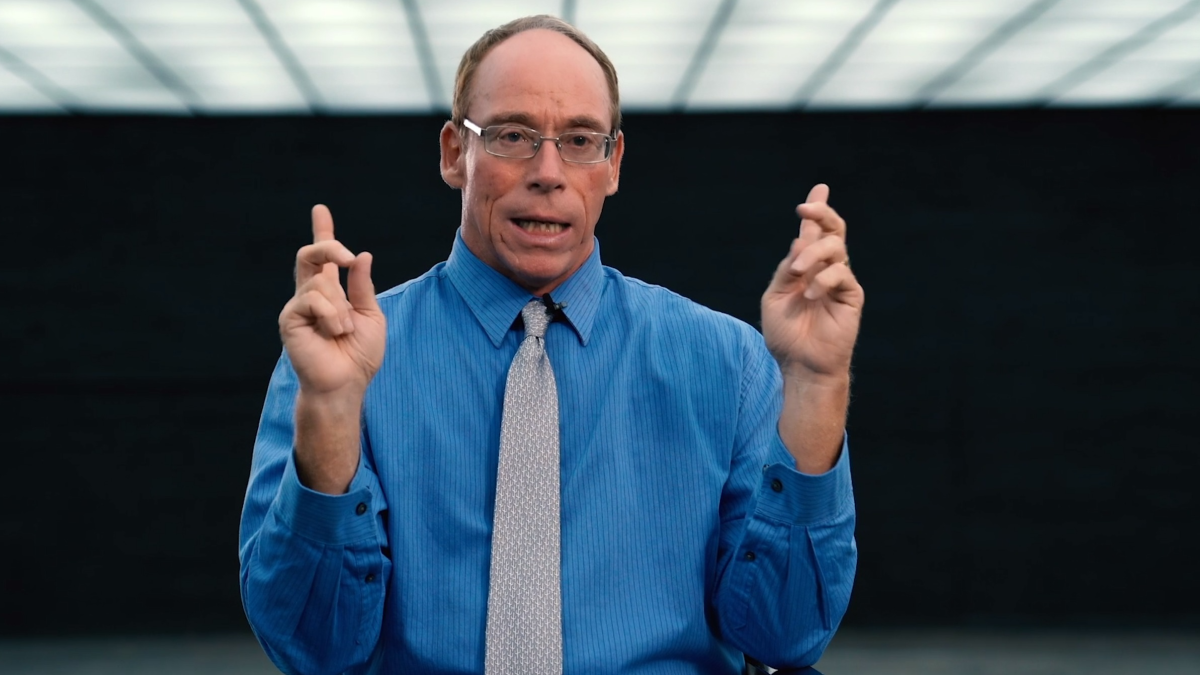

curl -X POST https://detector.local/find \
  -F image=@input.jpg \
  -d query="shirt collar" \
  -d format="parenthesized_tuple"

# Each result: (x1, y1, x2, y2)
(444, 230, 604, 348)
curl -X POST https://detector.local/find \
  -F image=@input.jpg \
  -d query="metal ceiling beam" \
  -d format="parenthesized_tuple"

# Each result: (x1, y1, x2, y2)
(1158, 63, 1200, 104)
(1037, 0, 1200, 104)
(0, 44, 80, 112)
(401, 0, 445, 112)
(561, 0, 577, 26)
(236, 0, 324, 113)
(671, 0, 738, 110)
(791, 0, 901, 108)
(70, 0, 200, 113)
(913, 0, 1061, 108)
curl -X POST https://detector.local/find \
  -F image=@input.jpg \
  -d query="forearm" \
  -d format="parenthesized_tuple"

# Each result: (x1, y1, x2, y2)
(715, 440, 857, 666)
(241, 464, 390, 675)
(295, 387, 365, 494)
(778, 370, 849, 474)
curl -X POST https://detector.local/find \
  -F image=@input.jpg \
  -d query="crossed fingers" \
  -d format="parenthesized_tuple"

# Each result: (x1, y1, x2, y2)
(291, 205, 358, 337)
(783, 184, 853, 301)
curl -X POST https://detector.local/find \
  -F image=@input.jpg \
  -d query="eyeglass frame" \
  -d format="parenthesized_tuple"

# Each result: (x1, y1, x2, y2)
(461, 118, 617, 164)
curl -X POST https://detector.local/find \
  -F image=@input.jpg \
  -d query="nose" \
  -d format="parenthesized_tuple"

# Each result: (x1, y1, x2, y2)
(526, 140, 567, 193)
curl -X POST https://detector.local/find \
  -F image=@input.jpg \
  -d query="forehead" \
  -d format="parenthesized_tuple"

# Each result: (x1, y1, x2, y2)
(469, 29, 611, 128)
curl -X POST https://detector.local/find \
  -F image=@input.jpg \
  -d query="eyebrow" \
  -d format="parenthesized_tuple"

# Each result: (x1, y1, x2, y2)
(483, 112, 609, 134)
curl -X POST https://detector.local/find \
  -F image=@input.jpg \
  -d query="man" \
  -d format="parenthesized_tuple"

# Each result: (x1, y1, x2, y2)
(240, 15, 860, 675)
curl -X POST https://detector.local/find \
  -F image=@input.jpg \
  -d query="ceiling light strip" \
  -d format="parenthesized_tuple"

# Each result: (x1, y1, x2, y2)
(401, 0, 444, 112)
(671, 0, 738, 110)
(915, 0, 1061, 108)
(236, 0, 324, 113)
(1038, 0, 1200, 104)
(791, 0, 902, 109)
(0, 43, 79, 112)
(70, 0, 201, 112)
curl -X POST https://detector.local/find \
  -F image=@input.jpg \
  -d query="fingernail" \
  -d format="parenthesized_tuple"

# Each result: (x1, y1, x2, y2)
(804, 286, 818, 299)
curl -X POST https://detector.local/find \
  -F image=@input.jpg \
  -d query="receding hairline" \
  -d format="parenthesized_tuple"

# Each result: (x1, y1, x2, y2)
(451, 15, 622, 134)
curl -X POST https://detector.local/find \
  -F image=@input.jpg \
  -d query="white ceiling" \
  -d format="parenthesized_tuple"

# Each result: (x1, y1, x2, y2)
(0, 0, 1197, 114)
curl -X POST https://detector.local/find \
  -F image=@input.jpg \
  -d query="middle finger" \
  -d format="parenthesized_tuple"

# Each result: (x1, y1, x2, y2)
(796, 201, 847, 238)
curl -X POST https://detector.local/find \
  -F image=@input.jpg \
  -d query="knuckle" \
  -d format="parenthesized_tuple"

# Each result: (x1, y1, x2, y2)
(302, 290, 327, 309)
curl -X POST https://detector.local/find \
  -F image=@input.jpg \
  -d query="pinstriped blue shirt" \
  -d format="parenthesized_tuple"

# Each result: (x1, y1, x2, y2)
(239, 233, 856, 675)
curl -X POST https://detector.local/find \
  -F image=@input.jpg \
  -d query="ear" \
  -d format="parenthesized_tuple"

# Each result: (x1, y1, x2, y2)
(605, 131, 625, 196)
(440, 121, 466, 189)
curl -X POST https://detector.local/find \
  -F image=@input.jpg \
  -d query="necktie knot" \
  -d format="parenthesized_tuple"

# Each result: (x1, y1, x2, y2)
(521, 300, 551, 338)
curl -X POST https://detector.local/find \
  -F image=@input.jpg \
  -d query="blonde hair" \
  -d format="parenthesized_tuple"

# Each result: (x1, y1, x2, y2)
(451, 15, 622, 134)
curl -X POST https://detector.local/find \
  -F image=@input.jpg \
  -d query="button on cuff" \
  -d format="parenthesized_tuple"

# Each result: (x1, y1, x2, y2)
(755, 433, 852, 526)
(274, 454, 379, 545)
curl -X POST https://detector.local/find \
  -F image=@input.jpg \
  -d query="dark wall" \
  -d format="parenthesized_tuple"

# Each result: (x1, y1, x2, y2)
(2, 110, 1197, 635)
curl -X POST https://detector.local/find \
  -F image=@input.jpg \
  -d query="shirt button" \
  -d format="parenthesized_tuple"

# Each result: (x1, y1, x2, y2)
(744, 551, 756, 562)
(365, 574, 376, 583)
(771, 479, 783, 493)
(355, 503, 367, 516)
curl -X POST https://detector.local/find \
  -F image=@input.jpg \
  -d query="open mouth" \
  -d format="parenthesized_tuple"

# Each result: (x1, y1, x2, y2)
(513, 218, 569, 235)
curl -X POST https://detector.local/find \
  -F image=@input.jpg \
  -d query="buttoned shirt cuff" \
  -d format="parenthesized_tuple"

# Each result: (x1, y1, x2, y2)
(272, 452, 379, 545)
(754, 433, 852, 527)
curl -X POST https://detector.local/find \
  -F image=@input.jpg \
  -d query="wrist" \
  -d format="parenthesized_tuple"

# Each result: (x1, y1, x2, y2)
(294, 388, 365, 495)
(780, 365, 851, 392)
(297, 384, 368, 414)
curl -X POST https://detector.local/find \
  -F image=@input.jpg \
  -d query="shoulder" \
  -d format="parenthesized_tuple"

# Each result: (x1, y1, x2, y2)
(602, 266, 765, 358)
(375, 261, 449, 311)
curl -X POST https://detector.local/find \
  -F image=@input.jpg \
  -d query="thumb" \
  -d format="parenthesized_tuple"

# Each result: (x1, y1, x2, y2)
(347, 252, 380, 312)
(766, 237, 806, 295)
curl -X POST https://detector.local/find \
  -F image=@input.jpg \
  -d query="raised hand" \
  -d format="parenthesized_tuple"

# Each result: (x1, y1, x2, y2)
(279, 205, 386, 397)
(762, 184, 864, 383)
(761, 185, 864, 472)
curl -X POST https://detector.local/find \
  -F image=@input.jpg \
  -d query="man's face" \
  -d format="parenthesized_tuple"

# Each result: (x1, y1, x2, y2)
(440, 29, 624, 296)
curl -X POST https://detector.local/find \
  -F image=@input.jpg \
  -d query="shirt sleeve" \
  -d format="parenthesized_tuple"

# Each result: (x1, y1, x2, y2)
(711, 331, 857, 668)
(238, 352, 392, 675)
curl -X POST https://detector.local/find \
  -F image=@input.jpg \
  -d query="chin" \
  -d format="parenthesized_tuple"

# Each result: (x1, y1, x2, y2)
(506, 259, 574, 293)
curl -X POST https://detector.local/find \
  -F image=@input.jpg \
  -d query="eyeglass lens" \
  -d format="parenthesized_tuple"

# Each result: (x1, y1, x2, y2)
(484, 126, 610, 162)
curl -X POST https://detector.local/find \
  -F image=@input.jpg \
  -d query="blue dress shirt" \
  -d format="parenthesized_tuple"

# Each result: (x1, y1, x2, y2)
(239, 233, 856, 675)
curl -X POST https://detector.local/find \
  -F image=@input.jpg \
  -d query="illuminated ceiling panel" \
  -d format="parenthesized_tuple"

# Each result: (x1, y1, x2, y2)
(576, 0, 724, 109)
(688, 0, 879, 109)
(808, 0, 1047, 108)
(0, 56, 62, 111)
(0, 0, 1197, 113)
(259, 0, 428, 111)
(1055, 11, 1200, 104)
(934, 0, 1200, 106)
(0, 0, 185, 112)
(97, 0, 306, 112)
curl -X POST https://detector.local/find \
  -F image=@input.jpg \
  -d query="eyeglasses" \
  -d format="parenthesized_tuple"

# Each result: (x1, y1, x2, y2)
(462, 118, 615, 164)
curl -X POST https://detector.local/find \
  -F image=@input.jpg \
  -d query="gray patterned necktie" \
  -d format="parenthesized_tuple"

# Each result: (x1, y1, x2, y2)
(485, 300, 563, 675)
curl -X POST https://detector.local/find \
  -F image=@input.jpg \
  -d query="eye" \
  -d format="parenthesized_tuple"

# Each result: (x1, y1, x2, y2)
(569, 133, 605, 150)
(491, 127, 534, 145)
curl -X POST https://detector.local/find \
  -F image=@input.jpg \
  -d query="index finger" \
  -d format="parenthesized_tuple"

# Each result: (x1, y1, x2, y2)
(796, 184, 845, 238)
(312, 204, 335, 243)
(806, 183, 830, 205)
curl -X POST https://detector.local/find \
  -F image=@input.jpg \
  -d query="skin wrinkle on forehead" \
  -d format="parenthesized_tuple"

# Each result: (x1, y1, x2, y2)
(479, 111, 610, 135)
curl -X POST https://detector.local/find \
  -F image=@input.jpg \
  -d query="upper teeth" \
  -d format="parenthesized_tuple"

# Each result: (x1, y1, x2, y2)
(516, 220, 565, 233)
